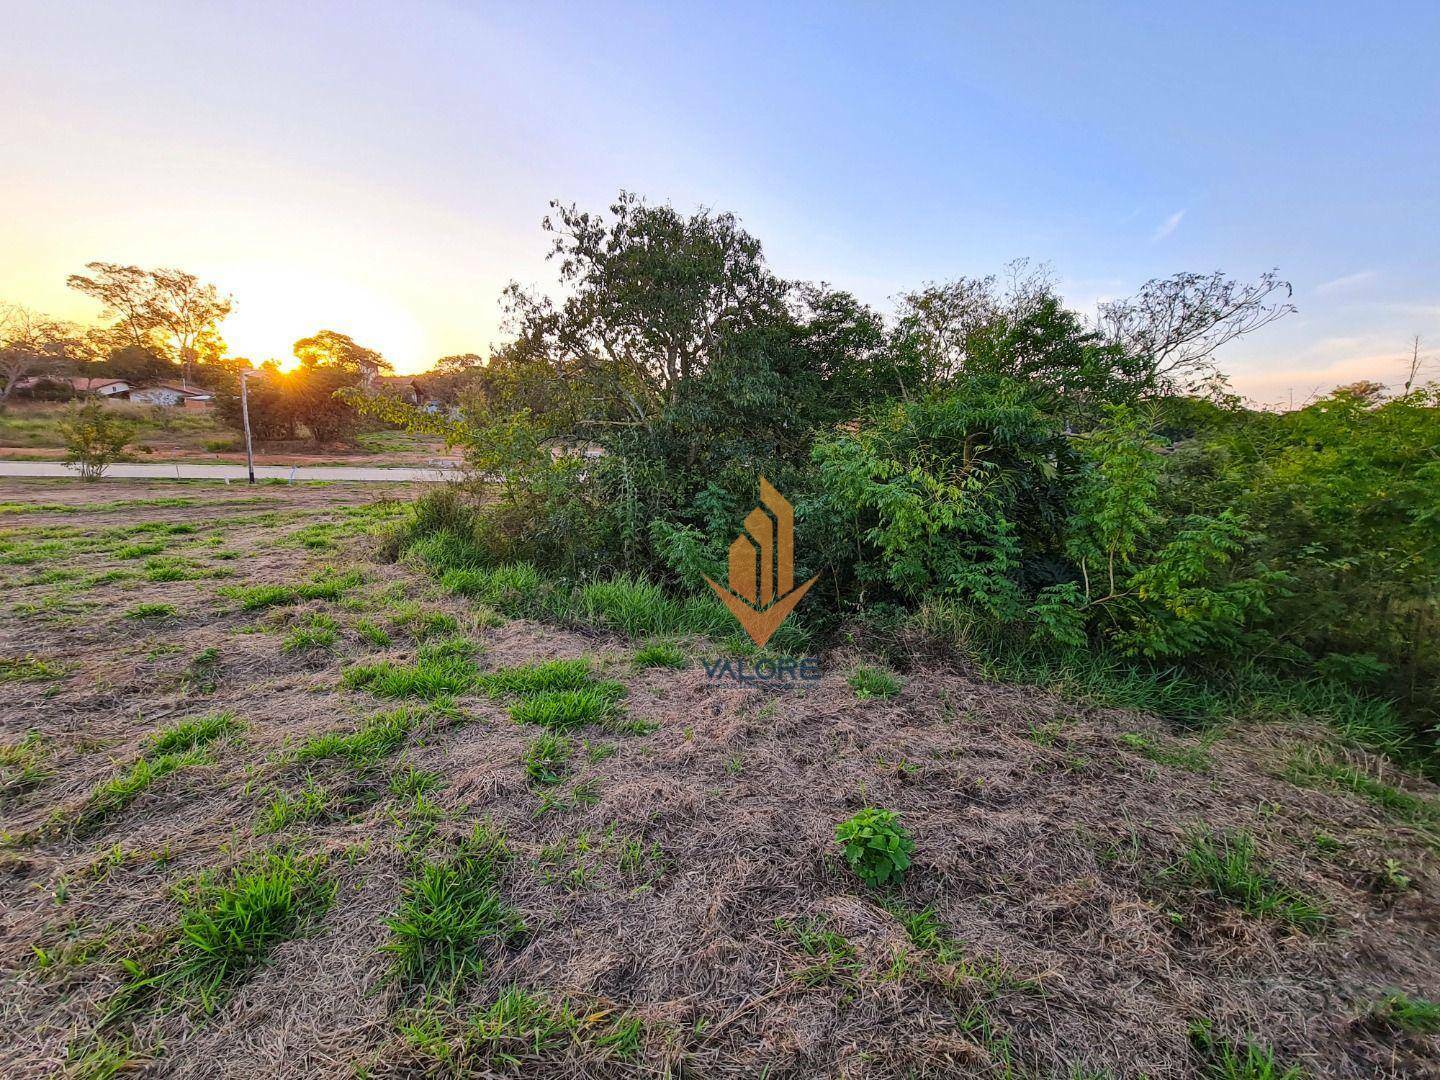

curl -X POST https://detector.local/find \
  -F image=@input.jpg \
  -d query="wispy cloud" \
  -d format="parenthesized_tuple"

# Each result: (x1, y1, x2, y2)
(1151, 210, 1185, 242)
(1314, 270, 1377, 294)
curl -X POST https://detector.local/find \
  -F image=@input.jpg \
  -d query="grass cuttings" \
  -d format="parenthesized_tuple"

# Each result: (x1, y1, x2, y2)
(111, 848, 334, 1017)
(220, 569, 364, 611)
(1175, 828, 1327, 932)
(383, 824, 523, 996)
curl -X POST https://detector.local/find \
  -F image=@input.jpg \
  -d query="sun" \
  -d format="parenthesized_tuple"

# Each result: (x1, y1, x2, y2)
(213, 265, 428, 373)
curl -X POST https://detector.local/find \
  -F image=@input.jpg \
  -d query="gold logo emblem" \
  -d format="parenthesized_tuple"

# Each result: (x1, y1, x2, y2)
(705, 477, 818, 648)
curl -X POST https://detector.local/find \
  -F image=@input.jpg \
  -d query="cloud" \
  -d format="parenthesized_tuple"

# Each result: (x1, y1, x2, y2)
(1150, 210, 1185, 242)
(1314, 270, 1377, 294)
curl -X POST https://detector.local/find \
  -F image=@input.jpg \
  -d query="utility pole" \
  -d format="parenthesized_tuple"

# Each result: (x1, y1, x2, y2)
(239, 370, 256, 484)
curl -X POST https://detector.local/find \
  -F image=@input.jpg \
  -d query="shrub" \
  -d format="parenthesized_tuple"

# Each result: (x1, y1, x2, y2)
(59, 400, 133, 481)
(835, 807, 915, 888)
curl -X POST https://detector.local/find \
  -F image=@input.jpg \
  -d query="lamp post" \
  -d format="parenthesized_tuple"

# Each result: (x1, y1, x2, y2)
(238, 370, 256, 484)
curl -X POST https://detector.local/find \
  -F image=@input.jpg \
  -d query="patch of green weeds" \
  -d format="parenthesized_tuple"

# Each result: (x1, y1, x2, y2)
(633, 641, 687, 669)
(293, 708, 418, 767)
(1, 732, 49, 797)
(1367, 991, 1440, 1034)
(523, 733, 572, 786)
(0, 655, 68, 683)
(848, 665, 902, 700)
(1120, 731, 1211, 772)
(1188, 1019, 1303, 1079)
(282, 612, 341, 652)
(147, 711, 242, 755)
(836, 807, 915, 887)
(124, 602, 178, 620)
(220, 569, 363, 611)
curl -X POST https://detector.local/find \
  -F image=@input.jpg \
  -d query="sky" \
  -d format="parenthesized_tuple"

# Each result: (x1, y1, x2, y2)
(2, 0, 1437, 403)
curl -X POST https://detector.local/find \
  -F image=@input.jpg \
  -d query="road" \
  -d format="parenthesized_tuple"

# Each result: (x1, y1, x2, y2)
(0, 461, 457, 482)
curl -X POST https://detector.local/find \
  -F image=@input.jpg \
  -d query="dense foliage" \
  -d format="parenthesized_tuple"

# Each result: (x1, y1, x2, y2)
(356, 193, 1439, 762)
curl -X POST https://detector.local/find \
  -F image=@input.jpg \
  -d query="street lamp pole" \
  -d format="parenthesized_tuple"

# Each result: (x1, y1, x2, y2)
(239, 370, 256, 484)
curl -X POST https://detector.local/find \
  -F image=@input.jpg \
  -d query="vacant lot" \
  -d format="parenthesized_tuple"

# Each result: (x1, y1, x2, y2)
(1, 479, 1437, 1078)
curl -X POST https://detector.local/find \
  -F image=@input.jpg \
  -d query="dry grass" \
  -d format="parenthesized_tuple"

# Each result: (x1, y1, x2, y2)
(0, 478, 1438, 1078)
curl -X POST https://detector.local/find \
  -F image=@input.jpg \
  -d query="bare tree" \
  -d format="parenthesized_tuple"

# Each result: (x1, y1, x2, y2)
(1402, 335, 1427, 394)
(67, 262, 232, 384)
(0, 303, 78, 401)
(1096, 269, 1296, 391)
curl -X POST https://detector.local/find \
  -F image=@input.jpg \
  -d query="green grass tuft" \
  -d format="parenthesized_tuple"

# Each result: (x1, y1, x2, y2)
(848, 665, 902, 700)
(522, 733, 572, 785)
(148, 711, 242, 755)
(293, 708, 418, 766)
(510, 685, 625, 729)
(282, 612, 341, 652)
(124, 602, 178, 620)
(474, 658, 594, 697)
(1176, 828, 1326, 932)
(1368, 991, 1440, 1034)
(633, 641, 687, 669)
(220, 570, 363, 611)
(383, 824, 523, 995)
(255, 778, 330, 833)
(343, 654, 479, 699)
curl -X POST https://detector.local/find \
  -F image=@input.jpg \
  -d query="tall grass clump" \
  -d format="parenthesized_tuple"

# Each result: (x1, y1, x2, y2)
(293, 708, 418, 766)
(148, 711, 243, 755)
(343, 650, 479, 699)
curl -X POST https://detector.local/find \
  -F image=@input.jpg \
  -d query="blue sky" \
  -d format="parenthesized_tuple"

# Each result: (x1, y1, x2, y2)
(2, 0, 1436, 400)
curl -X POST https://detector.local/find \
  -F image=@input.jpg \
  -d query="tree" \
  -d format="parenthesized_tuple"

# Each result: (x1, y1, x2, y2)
(503, 191, 790, 427)
(1096, 269, 1296, 392)
(67, 262, 233, 385)
(0, 303, 78, 401)
(58, 400, 133, 480)
(292, 330, 391, 388)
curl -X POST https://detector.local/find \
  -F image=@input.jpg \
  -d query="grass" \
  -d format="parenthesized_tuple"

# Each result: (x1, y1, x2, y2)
(389, 602, 461, 641)
(849, 664, 902, 700)
(343, 652, 479, 699)
(120, 848, 335, 1013)
(522, 733, 572, 785)
(1120, 731, 1211, 773)
(114, 541, 166, 559)
(572, 574, 730, 639)
(124, 602, 178, 620)
(256, 778, 330, 833)
(282, 612, 341, 652)
(383, 824, 523, 995)
(633, 641, 687, 669)
(438, 562, 543, 615)
(1367, 991, 1440, 1034)
(0, 732, 48, 796)
(1175, 828, 1327, 932)
(511, 685, 625, 729)
(73, 749, 209, 835)
(0, 655, 67, 683)
(356, 618, 391, 647)
(1287, 749, 1439, 830)
(293, 708, 418, 767)
(389, 764, 444, 798)
(148, 711, 242, 754)
(220, 569, 363, 611)
(475, 658, 595, 696)
(1188, 1019, 1303, 1080)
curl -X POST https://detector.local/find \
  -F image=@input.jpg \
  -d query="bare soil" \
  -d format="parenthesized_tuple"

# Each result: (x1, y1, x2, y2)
(1, 479, 1437, 1078)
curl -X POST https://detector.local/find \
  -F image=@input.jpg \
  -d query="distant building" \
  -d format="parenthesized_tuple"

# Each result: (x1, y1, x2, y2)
(14, 376, 133, 398)
(130, 382, 214, 407)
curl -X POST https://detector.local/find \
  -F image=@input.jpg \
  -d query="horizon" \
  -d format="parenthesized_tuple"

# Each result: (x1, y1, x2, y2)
(3, 1, 1437, 403)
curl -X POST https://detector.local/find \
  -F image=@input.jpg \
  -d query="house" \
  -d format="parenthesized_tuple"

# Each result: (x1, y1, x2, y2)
(130, 382, 214, 407)
(14, 376, 133, 398)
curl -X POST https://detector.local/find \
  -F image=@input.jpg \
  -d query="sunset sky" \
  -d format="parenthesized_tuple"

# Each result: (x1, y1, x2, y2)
(3, 1, 1436, 401)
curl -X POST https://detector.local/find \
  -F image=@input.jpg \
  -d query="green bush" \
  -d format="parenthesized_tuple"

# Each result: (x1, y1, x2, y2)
(835, 807, 915, 888)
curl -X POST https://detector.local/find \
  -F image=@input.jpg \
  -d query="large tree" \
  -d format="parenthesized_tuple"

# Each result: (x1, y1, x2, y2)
(66, 262, 233, 385)
(292, 330, 392, 388)
(0, 303, 78, 401)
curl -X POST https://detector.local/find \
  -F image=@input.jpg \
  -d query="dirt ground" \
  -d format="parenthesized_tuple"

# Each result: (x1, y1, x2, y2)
(1, 478, 1437, 1078)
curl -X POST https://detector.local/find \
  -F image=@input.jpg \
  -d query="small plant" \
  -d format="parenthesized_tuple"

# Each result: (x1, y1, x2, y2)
(523, 733, 572, 785)
(1368, 991, 1440, 1034)
(389, 764, 444, 797)
(0, 656, 67, 683)
(185, 646, 222, 693)
(73, 748, 208, 833)
(633, 641, 687, 669)
(124, 601, 178, 620)
(848, 665, 902, 700)
(1120, 731, 1210, 772)
(220, 570, 363, 611)
(0, 732, 49, 796)
(1176, 828, 1326, 932)
(59, 400, 133, 481)
(125, 848, 335, 1012)
(343, 652, 478, 699)
(256, 778, 329, 833)
(115, 540, 166, 559)
(835, 807, 915, 888)
(475, 658, 594, 696)
(356, 619, 391, 647)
